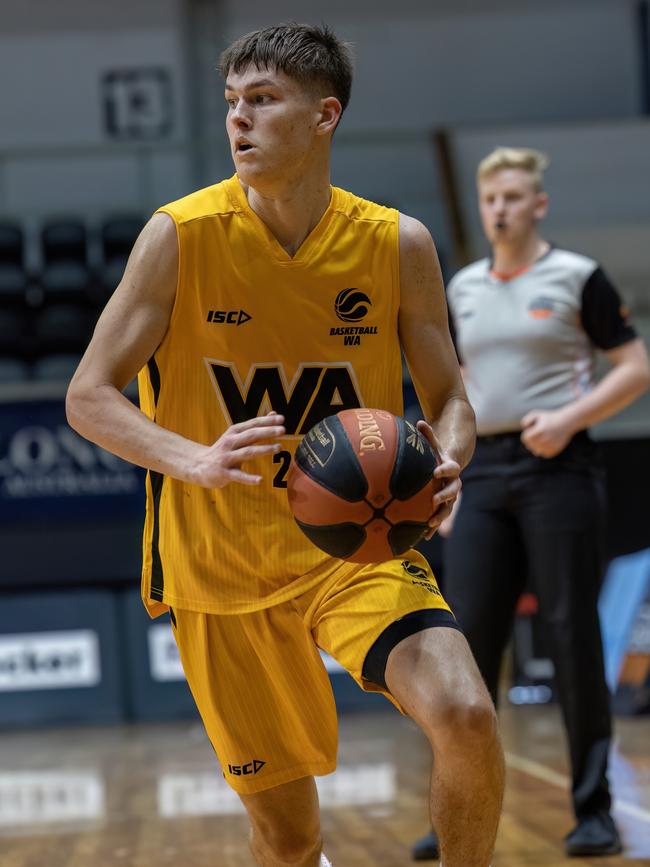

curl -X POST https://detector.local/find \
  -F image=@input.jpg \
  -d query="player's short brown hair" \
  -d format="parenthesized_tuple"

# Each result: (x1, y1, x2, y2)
(477, 147, 550, 192)
(218, 23, 353, 114)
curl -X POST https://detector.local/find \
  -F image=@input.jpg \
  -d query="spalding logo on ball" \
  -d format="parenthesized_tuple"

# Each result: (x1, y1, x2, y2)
(287, 408, 440, 563)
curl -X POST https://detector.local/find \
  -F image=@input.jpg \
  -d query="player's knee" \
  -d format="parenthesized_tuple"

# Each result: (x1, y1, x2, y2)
(423, 689, 497, 751)
(251, 821, 322, 864)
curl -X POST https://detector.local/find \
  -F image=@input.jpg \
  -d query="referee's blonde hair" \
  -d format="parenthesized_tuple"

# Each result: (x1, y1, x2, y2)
(477, 147, 549, 192)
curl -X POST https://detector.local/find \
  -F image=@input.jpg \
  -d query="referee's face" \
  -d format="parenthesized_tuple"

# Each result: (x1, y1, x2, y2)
(478, 169, 548, 246)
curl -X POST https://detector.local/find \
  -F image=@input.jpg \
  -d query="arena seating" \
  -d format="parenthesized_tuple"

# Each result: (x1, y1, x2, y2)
(0, 357, 30, 383)
(32, 303, 92, 354)
(0, 222, 28, 308)
(40, 218, 92, 305)
(0, 307, 29, 357)
(0, 214, 143, 384)
(32, 353, 84, 382)
(96, 215, 143, 302)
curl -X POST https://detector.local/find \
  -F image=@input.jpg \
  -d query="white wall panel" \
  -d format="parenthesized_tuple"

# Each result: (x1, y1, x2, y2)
(0, 29, 186, 148)
(222, 1, 640, 132)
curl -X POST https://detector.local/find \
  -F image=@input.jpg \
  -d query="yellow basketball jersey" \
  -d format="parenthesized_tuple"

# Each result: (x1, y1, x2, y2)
(138, 175, 404, 616)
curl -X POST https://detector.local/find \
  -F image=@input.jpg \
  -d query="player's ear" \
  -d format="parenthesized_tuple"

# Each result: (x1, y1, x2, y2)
(316, 97, 342, 136)
(534, 191, 549, 221)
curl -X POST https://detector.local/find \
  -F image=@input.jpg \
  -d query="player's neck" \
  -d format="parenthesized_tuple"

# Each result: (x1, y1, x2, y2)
(243, 170, 332, 258)
(491, 235, 549, 279)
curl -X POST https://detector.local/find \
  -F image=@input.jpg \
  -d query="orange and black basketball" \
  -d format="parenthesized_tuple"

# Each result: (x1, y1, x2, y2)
(287, 407, 440, 563)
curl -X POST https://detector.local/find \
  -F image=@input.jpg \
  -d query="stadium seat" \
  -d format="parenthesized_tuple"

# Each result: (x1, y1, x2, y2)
(0, 308, 29, 357)
(101, 215, 144, 260)
(40, 219, 92, 303)
(32, 353, 82, 383)
(0, 222, 28, 307)
(99, 258, 129, 297)
(0, 357, 30, 384)
(32, 304, 91, 355)
(99, 214, 144, 299)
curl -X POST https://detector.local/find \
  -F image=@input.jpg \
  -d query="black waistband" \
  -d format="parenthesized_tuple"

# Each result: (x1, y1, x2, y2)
(477, 429, 589, 444)
(465, 428, 600, 477)
(477, 430, 521, 443)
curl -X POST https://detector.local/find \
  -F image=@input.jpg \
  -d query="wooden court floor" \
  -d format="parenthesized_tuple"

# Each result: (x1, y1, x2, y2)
(0, 703, 648, 866)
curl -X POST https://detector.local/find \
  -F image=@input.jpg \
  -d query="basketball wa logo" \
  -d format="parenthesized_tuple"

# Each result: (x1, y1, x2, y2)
(401, 560, 429, 581)
(206, 360, 364, 435)
(335, 288, 371, 322)
(402, 560, 442, 596)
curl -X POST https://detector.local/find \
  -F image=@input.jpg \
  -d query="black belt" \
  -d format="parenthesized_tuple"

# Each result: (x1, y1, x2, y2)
(476, 429, 590, 445)
(477, 431, 521, 443)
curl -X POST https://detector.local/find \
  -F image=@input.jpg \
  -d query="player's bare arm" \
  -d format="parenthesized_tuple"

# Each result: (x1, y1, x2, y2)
(521, 337, 650, 458)
(66, 212, 285, 487)
(398, 213, 476, 531)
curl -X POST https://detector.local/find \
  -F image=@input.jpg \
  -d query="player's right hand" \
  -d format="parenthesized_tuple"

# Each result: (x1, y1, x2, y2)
(417, 420, 462, 539)
(190, 412, 285, 487)
(437, 491, 461, 537)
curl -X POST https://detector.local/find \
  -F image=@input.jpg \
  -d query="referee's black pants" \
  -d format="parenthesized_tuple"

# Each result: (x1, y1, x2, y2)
(444, 432, 613, 820)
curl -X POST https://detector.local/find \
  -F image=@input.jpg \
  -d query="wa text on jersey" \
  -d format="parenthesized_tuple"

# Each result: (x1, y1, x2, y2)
(206, 361, 364, 435)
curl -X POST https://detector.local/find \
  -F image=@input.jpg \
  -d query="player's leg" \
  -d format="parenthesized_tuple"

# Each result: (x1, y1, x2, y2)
(516, 466, 621, 855)
(310, 554, 503, 867)
(169, 605, 338, 866)
(386, 627, 504, 867)
(409, 474, 524, 861)
(240, 777, 323, 866)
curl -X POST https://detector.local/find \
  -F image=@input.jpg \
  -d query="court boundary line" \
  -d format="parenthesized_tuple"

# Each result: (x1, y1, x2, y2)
(505, 751, 650, 825)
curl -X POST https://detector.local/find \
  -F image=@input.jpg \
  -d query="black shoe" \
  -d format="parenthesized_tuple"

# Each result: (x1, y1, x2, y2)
(565, 812, 622, 857)
(411, 830, 440, 861)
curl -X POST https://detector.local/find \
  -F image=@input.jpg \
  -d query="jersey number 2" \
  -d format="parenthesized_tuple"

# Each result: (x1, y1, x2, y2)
(273, 450, 291, 488)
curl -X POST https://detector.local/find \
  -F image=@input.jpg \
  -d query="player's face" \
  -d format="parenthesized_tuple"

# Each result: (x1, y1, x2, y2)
(478, 169, 548, 245)
(224, 65, 324, 187)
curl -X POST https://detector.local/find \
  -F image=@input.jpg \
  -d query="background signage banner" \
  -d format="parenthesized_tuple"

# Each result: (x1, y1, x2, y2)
(0, 400, 145, 523)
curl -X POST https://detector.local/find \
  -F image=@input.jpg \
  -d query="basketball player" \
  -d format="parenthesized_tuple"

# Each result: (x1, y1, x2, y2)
(66, 25, 504, 867)
(412, 147, 650, 861)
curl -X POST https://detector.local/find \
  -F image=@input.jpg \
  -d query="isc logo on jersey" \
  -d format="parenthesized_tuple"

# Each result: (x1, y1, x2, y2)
(206, 309, 252, 326)
(227, 759, 266, 776)
(206, 360, 364, 435)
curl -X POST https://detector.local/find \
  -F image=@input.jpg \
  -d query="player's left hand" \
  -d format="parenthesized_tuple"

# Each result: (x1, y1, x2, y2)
(520, 409, 573, 458)
(416, 420, 462, 539)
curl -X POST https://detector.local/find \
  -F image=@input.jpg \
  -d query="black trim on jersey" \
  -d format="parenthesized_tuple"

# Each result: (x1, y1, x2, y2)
(149, 470, 165, 601)
(362, 609, 463, 691)
(147, 356, 161, 409)
(147, 355, 165, 601)
(580, 266, 637, 350)
(446, 300, 462, 363)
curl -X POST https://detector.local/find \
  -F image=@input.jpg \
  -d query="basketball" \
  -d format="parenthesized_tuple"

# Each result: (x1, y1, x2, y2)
(286, 407, 440, 563)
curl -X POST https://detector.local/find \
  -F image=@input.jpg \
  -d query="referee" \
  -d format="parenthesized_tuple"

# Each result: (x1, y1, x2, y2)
(413, 147, 650, 860)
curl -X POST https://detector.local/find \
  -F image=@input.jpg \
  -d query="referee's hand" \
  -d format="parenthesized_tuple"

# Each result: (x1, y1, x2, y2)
(520, 409, 573, 458)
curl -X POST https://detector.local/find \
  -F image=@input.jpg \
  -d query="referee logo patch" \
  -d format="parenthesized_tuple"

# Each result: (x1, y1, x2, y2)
(528, 296, 557, 319)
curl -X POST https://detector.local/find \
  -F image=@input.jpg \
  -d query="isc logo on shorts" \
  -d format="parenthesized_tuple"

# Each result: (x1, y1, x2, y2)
(227, 759, 266, 776)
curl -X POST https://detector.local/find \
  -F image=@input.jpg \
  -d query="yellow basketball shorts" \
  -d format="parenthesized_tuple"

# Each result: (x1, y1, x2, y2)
(170, 550, 460, 795)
